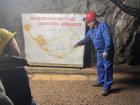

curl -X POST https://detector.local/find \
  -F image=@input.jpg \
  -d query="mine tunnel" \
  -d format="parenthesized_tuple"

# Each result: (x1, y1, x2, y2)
(0, 0, 140, 105)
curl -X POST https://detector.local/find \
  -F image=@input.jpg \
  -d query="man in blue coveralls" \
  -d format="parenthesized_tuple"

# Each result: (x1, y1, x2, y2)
(74, 11, 114, 96)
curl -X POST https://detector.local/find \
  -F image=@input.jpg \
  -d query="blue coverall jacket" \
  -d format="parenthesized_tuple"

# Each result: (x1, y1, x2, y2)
(76, 22, 114, 91)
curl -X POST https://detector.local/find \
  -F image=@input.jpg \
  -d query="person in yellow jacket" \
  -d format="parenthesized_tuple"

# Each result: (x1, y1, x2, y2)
(0, 28, 20, 105)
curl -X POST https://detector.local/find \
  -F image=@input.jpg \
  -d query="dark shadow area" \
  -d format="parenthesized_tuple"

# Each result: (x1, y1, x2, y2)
(130, 32, 140, 65)
(84, 41, 93, 67)
(110, 87, 124, 94)
(112, 65, 140, 95)
(113, 65, 140, 92)
(116, 76, 140, 87)
(113, 65, 140, 73)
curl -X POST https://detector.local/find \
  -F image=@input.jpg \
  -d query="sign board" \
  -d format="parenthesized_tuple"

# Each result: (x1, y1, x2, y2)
(22, 13, 85, 67)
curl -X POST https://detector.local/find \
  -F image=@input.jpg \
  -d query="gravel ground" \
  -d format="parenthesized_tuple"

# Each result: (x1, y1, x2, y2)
(29, 65, 140, 105)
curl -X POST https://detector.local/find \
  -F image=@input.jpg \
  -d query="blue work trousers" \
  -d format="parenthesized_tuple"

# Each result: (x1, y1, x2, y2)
(96, 51, 114, 91)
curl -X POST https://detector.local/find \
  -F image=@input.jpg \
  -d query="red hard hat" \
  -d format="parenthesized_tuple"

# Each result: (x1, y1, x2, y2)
(84, 11, 96, 22)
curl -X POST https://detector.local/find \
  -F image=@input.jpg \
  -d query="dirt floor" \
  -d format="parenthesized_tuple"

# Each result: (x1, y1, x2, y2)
(29, 65, 140, 105)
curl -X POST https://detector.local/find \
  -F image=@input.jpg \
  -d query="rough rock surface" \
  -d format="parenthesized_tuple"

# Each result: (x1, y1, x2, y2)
(88, 0, 140, 64)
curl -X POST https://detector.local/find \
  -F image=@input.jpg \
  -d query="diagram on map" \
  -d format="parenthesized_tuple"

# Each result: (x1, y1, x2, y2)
(22, 14, 85, 67)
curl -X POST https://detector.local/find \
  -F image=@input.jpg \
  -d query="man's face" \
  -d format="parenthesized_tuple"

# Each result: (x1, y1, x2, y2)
(86, 20, 96, 29)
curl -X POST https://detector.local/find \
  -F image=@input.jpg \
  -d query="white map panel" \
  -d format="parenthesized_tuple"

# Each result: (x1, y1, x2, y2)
(22, 14, 85, 67)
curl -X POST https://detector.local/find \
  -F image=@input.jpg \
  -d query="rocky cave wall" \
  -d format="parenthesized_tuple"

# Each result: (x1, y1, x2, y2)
(89, 0, 140, 65)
